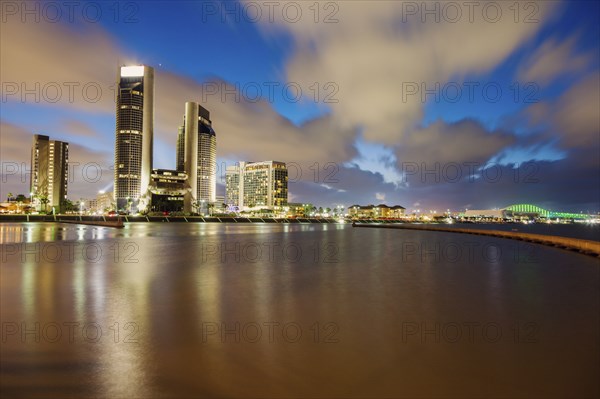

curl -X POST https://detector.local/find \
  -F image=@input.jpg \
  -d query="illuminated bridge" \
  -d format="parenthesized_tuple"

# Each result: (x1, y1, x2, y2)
(503, 204, 591, 220)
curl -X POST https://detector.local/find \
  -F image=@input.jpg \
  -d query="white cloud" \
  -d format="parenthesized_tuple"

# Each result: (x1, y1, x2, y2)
(518, 35, 593, 85)
(254, 0, 558, 144)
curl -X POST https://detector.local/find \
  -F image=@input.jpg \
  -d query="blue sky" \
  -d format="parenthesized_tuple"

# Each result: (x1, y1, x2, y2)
(1, 0, 599, 212)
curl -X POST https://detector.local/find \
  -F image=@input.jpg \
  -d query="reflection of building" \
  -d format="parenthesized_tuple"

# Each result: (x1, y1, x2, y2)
(179, 102, 217, 212)
(225, 161, 288, 210)
(114, 65, 154, 212)
(348, 204, 405, 219)
(30, 134, 69, 211)
(149, 169, 187, 212)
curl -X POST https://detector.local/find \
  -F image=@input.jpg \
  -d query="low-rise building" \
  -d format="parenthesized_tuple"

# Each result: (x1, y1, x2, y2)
(149, 169, 187, 212)
(348, 204, 406, 219)
(96, 191, 114, 213)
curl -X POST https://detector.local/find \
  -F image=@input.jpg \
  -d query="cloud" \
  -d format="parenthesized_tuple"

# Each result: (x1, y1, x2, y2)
(518, 35, 593, 85)
(60, 119, 103, 139)
(254, 0, 558, 144)
(1, 15, 359, 171)
(154, 73, 358, 165)
(0, 16, 124, 113)
(0, 121, 113, 200)
(395, 119, 516, 167)
(526, 73, 600, 153)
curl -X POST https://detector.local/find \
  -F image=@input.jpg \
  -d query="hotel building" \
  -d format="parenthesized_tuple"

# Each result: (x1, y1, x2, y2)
(178, 102, 217, 213)
(348, 204, 406, 219)
(114, 65, 154, 212)
(226, 161, 288, 210)
(30, 134, 69, 212)
(96, 191, 114, 213)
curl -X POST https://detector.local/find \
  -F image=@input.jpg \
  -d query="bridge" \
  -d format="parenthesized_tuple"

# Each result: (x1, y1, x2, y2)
(504, 204, 592, 220)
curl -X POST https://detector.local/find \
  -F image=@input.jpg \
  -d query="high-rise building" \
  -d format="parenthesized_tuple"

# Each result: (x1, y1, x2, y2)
(114, 65, 154, 212)
(30, 134, 69, 212)
(225, 161, 288, 209)
(176, 125, 185, 172)
(179, 102, 217, 213)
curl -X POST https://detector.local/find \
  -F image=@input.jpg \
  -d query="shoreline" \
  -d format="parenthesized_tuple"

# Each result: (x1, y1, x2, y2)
(0, 215, 345, 224)
(352, 222, 600, 258)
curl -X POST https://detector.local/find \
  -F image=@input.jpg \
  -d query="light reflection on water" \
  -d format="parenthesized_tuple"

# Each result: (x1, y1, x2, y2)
(0, 223, 598, 398)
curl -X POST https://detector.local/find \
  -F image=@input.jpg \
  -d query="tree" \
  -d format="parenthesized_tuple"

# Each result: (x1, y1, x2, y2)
(61, 199, 75, 213)
(39, 195, 49, 213)
(7, 192, 13, 202)
(192, 200, 202, 215)
(15, 194, 26, 202)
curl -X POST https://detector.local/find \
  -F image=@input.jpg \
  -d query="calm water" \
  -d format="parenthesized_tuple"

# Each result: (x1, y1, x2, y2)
(1, 222, 598, 398)
(444, 222, 600, 241)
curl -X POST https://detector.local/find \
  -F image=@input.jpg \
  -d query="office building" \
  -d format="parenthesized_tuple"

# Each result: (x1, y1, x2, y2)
(30, 134, 69, 212)
(149, 169, 187, 212)
(179, 102, 217, 212)
(176, 125, 185, 172)
(225, 161, 288, 210)
(114, 65, 154, 212)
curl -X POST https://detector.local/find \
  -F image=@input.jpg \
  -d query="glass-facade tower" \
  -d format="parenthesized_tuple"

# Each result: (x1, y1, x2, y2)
(114, 65, 154, 212)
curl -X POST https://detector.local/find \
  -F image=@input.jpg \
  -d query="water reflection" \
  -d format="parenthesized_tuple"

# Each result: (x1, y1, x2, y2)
(1, 223, 598, 398)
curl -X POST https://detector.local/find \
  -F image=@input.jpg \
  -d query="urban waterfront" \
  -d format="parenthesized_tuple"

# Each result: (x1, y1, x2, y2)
(1, 223, 598, 398)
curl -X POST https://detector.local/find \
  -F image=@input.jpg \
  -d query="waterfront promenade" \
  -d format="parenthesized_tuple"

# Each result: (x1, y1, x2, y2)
(0, 214, 340, 224)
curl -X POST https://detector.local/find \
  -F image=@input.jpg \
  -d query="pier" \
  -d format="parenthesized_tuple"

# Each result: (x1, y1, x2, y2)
(352, 223, 600, 257)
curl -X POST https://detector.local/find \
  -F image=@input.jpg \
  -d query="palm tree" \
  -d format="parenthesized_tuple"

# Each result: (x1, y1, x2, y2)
(7, 192, 13, 202)
(192, 200, 202, 215)
(39, 194, 49, 213)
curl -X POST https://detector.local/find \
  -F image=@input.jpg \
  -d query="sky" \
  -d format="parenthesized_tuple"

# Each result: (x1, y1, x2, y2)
(1, 0, 599, 213)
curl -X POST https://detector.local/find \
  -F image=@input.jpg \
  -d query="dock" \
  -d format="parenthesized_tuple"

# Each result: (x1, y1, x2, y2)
(352, 223, 600, 258)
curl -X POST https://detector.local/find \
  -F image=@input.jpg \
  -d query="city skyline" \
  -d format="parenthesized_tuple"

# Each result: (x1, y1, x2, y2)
(1, 1, 599, 213)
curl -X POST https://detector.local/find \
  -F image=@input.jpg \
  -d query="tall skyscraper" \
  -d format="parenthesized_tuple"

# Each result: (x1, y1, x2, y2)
(114, 65, 154, 212)
(179, 102, 217, 213)
(176, 125, 185, 172)
(30, 134, 69, 212)
(226, 161, 288, 209)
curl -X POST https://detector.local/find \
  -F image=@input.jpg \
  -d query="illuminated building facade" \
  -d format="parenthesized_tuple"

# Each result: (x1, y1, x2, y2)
(96, 191, 114, 213)
(114, 65, 154, 212)
(179, 102, 217, 212)
(348, 204, 406, 219)
(149, 169, 187, 212)
(176, 125, 185, 172)
(225, 161, 288, 209)
(30, 134, 69, 212)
